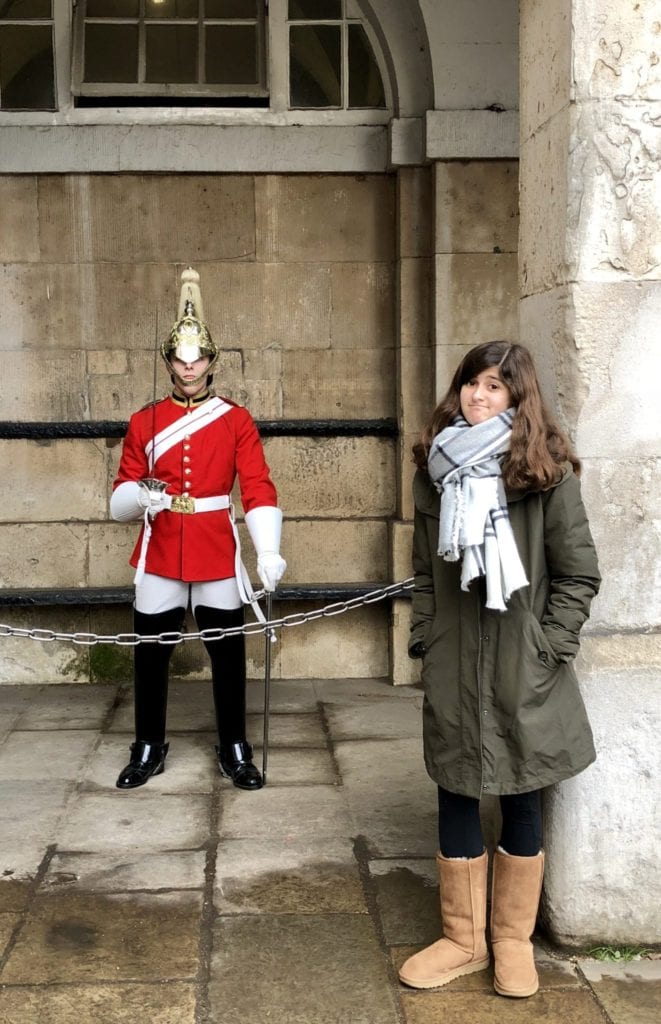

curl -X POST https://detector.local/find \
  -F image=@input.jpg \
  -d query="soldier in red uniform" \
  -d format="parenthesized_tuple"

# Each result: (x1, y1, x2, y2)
(110, 268, 285, 791)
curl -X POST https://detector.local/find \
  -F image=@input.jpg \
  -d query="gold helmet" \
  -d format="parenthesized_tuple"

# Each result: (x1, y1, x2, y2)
(161, 267, 219, 387)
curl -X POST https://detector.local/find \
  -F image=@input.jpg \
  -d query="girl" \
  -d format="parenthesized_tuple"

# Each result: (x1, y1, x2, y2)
(399, 341, 600, 998)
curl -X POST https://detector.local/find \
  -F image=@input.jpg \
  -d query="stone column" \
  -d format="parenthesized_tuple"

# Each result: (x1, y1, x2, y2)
(390, 166, 433, 685)
(520, 0, 660, 942)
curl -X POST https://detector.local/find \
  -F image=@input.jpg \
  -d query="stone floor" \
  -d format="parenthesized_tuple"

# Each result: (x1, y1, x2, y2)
(0, 678, 658, 1024)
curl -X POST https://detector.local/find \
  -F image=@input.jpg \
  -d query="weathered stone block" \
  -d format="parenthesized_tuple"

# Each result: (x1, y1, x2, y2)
(519, 111, 572, 295)
(520, 0, 572, 140)
(246, 602, 388, 680)
(255, 174, 395, 263)
(571, 1, 661, 103)
(543, 657, 661, 944)
(398, 342, 434, 439)
(197, 261, 332, 351)
(330, 262, 394, 349)
(434, 253, 519, 350)
(390, 521, 414, 586)
(435, 161, 519, 254)
(399, 257, 432, 351)
(282, 348, 396, 418)
(88, 523, 138, 588)
(263, 436, 396, 518)
(581, 458, 660, 632)
(0, 523, 88, 588)
(429, 42, 518, 111)
(37, 175, 256, 263)
(397, 167, 432, 259)
(275, 519, 389, 584)
(390, 597, 420, 687)
(0, 350, 88, 420)
(0, 176, 39, 261)
(1, 440, 108, 522)
(0, 608, 91, 684)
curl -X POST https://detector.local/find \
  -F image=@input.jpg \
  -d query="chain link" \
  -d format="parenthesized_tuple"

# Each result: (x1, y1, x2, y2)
(0, 579, 415, 647)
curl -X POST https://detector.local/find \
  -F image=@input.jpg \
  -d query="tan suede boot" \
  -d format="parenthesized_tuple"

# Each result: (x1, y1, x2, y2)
(398, 850, 490, 989)
(490, 848, 545, 997)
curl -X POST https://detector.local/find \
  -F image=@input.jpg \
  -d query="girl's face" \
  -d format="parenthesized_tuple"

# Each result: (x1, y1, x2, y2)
(460, 366, 512, 425)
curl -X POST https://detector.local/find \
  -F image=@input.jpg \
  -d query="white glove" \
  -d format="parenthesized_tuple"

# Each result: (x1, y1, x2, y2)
(257, 552, 287, 592)
(110, 481, 146, 522)
(136, 478, 169, 518)
(245, 506, 286, 593)
(110, 480, 168, 522)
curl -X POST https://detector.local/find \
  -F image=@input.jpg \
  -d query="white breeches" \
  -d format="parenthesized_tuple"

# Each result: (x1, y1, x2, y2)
(134, 573, 242, 615)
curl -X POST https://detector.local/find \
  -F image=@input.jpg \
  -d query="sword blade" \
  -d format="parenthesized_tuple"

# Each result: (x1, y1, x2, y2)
(262, 591, 273, 784)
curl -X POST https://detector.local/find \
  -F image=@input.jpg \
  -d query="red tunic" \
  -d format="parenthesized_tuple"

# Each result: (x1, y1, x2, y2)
(113, 394, 277, 582)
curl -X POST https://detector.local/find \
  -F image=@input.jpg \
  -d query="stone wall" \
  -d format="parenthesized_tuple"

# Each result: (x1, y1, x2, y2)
(0, 163, 520, 685)
(0, 173, 399, 682)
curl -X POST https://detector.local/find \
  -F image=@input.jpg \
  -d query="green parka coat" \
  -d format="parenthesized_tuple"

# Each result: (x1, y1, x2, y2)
(410, 465, 600, 798)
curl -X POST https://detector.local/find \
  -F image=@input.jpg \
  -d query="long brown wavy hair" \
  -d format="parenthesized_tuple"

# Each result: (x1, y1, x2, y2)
(412, 341, 580, 491)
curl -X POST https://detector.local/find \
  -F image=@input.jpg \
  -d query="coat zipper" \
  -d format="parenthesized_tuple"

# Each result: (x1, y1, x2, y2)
(476, 597, 485, 794)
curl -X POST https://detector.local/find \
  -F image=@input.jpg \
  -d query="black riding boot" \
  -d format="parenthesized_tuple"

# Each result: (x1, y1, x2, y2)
(116, 605, 186, 790)
(194, 604, 263, 791)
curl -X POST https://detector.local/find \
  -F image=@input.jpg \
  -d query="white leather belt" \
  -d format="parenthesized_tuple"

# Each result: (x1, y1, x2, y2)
(164, 494, 230, 514)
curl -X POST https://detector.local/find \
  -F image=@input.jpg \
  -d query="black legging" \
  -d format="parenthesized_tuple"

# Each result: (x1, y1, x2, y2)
(438, 786, 543, 858)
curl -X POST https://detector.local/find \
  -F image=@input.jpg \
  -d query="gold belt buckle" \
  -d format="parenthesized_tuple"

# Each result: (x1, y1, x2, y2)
(171, 495, 195, 514)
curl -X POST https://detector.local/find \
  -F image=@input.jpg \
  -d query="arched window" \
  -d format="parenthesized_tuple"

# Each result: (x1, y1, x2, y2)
(288, 0, 386, 110)
(0, 0, 56, 110)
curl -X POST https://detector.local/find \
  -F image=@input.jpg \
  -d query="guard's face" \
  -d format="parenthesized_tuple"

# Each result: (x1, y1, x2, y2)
(171, 355, 211, 398)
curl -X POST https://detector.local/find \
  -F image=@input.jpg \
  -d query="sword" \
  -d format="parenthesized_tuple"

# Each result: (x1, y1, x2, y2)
(262, 591, 274, 784)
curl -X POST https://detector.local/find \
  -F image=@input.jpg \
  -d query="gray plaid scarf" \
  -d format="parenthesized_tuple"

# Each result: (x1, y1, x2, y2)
(427, 409, 528, 611)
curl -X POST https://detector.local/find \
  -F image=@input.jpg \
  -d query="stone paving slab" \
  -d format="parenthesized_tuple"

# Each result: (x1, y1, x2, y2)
(214, 836, 366, 915)
(2, 890, 202, 984)
(0, 880, 30, 913)
(578, 959, 661, 1024)
(258, 746, 336, 786)
(218, 784, 353, 840)
(400, 988, 609, 1023)
(313, 677, 422, 705)
(0, 912, 19, 954)
(13, 685, 117, 730)
(42, 850, 207, 893)
(336, 737, 438, 857)
(0, 983, 197, 1024)
(55, 792, 210, 853)
(247, 677, 319, 713)
(369, 857, 440, 945)
(0, 730, 98, 782)
(209, 914, 401, 1024)
(0, 781, 73, 877)
(253, 711, 327, 748)
(325, 696, 423, 741)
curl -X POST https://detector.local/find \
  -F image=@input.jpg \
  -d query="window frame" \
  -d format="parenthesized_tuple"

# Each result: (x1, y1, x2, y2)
(70, 0, 269, 100)
(0, 0, 57, 111)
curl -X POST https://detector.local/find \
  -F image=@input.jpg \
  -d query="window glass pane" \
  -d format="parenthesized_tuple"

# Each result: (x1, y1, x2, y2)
(0, 0, 51, 18)
(146, 24, 197, 82)
(84, 23, 138, 82)
(205, 0, 256, 17)
(348, 23, 384, 108)
(145, 0, 198, 19)
(288, 0, 341, 19)
(86, 0, 139, 15)
(0, 24, 54, 109)
(289, 24, 340, 106)
(206, 24, 256, 84)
